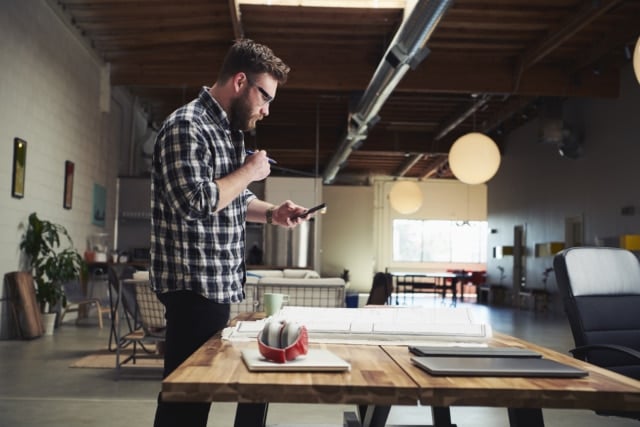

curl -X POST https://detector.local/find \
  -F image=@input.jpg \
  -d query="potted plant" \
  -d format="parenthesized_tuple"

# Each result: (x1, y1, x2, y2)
(19, 213, 85, 331)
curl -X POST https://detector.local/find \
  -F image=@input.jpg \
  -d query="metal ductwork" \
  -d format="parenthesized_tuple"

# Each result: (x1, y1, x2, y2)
(322, 0, 453, 184)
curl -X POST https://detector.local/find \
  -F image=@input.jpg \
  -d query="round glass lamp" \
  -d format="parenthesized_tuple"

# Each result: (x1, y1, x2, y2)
(448, 132, 501, 184)
(389, 181, 423, 214)
(634, 37, 640, 85)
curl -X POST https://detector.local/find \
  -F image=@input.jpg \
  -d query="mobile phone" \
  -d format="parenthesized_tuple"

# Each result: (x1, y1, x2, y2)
(291, 203, 326, 219)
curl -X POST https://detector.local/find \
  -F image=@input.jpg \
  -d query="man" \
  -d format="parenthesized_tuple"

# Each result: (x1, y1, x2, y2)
(151, 39, 309, 427)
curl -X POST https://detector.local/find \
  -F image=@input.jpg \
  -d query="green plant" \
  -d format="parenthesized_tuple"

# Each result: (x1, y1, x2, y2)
(19, 213, 85, 313)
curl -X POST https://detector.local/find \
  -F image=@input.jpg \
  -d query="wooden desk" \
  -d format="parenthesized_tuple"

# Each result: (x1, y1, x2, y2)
(384, 333, 640, 424)
(161, 315, 640, 427)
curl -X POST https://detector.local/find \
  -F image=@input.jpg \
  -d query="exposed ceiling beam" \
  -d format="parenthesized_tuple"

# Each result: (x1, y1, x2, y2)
(394, 154, 424, 177)
(421, 156, 449, 180)
(519, 0, 624, 71)
(111, 59, 620, 98)
(229, 0, 244, 39)
(433, 94, 490, 141)
(480, 95, 536, 135)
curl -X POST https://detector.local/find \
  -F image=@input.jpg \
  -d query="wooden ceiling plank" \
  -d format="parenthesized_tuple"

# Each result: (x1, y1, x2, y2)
(79, 15, 230, 33)
(518, 0, 625, 70)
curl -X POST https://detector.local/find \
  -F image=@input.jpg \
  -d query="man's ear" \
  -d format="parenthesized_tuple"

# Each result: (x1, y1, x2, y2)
(231, 72, 247, 94)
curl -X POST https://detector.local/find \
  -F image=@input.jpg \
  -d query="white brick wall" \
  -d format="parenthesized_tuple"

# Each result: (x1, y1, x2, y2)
(0, 1, 139, 338)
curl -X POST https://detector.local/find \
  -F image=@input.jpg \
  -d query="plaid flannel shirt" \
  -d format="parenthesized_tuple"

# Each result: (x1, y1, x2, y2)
(150, 87, 256, 302)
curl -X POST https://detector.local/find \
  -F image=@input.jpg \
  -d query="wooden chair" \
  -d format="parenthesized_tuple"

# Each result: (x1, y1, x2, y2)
(60, 279, 110, 329)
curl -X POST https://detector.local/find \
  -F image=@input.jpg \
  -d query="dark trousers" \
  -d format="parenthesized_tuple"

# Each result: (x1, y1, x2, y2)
(153, 290, 230, 427)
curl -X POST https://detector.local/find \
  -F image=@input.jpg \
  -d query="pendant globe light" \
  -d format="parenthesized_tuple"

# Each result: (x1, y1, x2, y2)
(389, 181, 423, 215)
(448, 132, 501, 185)
(634, 37, 640, 85)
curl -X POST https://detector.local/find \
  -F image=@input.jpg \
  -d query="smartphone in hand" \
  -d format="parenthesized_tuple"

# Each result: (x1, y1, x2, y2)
(291, 203, 326, 220)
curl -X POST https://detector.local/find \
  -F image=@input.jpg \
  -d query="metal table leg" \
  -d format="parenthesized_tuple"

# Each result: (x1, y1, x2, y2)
(234, 402, 268, 427)
(508, 407, 544, 427)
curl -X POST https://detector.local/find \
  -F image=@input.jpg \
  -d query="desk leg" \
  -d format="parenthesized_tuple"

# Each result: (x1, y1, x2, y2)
(507, 408, 544, 427)
(450, 278, 458, 307)
(359, 405, 390, 427)
(107, 282, 119, 352)
(432, 406, 456, 427)
(234, 402, 268, 427)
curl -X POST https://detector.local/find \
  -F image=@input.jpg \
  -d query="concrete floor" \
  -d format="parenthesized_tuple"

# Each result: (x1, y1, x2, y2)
(0, 297, 637, 427)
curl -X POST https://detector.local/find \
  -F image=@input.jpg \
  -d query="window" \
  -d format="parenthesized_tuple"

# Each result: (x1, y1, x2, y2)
(393, 219, 488, 263)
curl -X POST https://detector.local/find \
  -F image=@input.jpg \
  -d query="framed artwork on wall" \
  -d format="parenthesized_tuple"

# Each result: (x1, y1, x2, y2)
(11, 138, 27, 198)
(92, 183, 106, 227)
(63, 161, 74, 209)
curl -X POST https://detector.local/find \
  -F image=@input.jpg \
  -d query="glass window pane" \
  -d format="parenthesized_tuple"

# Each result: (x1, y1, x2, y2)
(393, 219, 422, 261)
(393, 219, 488, 263)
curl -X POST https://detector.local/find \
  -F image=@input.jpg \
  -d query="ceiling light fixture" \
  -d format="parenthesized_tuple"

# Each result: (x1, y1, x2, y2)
(448, 133, 501, 185)
(389, 181, 423, 215)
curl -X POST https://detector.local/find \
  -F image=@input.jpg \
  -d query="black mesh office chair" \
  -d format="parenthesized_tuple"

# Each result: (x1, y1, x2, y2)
(554, 247, 640, 420)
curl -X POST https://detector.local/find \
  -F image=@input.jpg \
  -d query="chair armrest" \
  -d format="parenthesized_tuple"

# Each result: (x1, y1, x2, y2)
(570, 344, 640, 362)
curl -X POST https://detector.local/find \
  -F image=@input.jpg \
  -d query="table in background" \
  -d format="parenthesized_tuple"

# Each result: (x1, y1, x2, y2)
(161, 313, 640, 427)
(391, 271, 471, 306)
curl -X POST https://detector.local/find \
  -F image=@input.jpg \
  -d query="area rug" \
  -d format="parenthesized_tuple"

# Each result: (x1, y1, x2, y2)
(70, 348, 163, 369)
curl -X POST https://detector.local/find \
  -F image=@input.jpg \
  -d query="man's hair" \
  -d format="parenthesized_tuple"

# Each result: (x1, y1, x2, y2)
(218, 39, 290, 84)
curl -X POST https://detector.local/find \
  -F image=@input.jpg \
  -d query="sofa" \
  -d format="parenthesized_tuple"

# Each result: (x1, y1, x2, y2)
(230, 269, 346, 318)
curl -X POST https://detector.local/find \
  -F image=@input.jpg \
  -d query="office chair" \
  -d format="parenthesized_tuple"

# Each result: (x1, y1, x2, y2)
(554, 247, 640, 420)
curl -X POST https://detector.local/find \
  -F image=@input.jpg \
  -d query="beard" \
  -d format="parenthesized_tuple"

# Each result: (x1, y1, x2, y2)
(229, 91, 261, 132)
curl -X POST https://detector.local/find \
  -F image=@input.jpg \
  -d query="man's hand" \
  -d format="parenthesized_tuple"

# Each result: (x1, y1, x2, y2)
(244, 150, 271, 182)
(272, 200, 309, 228)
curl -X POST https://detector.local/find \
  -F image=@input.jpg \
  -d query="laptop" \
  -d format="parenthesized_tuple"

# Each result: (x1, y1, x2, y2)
(409, 345, 541, 358)
(411, 356, 588, 378)
(241, 349, 351, 372)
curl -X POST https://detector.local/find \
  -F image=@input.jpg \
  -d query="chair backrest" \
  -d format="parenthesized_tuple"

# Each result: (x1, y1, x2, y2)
(367, 272, 393, 305)
(134, 281, 166, 336)
(554, 247, 640, 367)
(62, 279, 86, 302)
(107, 266, 138, 315)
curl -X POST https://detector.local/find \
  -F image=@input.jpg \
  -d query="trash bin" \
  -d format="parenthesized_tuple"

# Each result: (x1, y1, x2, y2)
(345, 292, 358, 308)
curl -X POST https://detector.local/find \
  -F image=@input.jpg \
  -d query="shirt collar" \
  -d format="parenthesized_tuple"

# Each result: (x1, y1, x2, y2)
(199, 86, 231, 130)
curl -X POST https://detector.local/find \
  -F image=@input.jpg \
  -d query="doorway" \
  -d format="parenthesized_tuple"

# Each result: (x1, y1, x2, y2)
(565, 215, 584, 248)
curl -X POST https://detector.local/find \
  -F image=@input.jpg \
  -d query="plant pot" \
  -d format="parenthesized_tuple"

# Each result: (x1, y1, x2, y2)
(42, 313, 56, 336)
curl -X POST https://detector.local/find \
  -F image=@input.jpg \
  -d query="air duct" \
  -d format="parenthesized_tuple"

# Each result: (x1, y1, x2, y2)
(322, 0, 453, 184)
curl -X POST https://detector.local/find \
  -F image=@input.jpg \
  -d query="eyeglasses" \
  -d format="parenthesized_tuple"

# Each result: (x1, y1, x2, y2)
(246, 76, 274, 106)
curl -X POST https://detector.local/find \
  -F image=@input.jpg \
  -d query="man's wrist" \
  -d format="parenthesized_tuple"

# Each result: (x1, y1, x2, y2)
(266, 206, 276, 225)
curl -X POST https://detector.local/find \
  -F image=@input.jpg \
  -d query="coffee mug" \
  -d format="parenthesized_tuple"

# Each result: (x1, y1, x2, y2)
(263, 293, 289, 316)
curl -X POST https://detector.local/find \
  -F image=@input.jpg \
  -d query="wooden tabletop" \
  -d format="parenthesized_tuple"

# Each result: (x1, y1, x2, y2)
(162, 340, 417, 405)
(384, 332, 640, 412)
(161, 315, 640, 414)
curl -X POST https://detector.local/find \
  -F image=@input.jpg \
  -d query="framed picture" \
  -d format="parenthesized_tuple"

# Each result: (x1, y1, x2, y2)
(63, 161, 74, 209)
(92, 183, 106, 227)
(11, 138, 27, 198)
